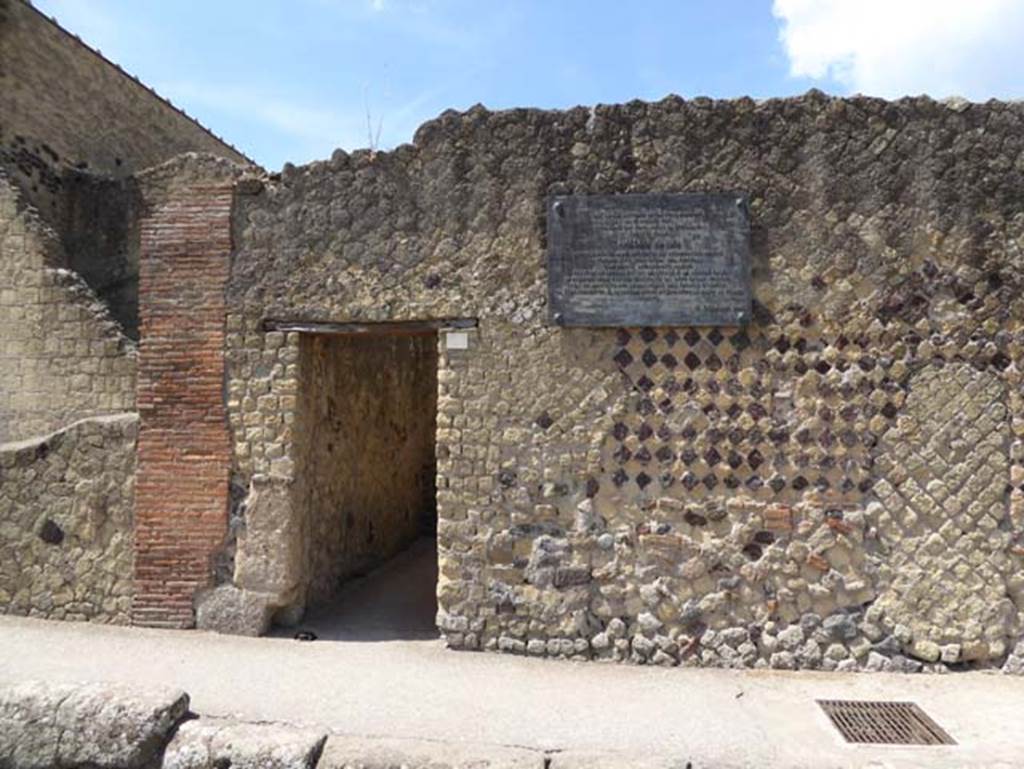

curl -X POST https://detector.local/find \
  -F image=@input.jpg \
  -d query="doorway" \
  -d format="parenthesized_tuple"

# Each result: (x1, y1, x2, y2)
(291, 327, 439, 640)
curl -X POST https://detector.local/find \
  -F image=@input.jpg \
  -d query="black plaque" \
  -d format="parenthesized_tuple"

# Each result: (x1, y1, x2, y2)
(547, 193, 751, 327)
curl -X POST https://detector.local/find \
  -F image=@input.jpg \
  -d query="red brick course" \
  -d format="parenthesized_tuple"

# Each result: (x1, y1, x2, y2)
(133, 183, 233, 628)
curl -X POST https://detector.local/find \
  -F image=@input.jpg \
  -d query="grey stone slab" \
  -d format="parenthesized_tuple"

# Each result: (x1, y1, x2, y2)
(195, 584, 274, 637)
(0, 680, 189, 769)
(162, 719, 327, 769)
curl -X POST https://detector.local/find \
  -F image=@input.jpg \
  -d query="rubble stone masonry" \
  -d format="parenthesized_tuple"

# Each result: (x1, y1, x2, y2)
(0, 413, 137, 622)
(220, 93, 1024, 672)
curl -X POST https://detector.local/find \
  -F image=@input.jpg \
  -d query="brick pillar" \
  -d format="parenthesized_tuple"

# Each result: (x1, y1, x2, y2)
(133, 180, 233, 627)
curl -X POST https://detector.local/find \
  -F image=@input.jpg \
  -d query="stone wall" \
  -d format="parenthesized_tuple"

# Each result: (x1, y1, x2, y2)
(58, 172, 142, 337)
(295, 332, 438, 604)
(217, 93, 1024, 672)
(0, 174, 136, 444)
(1, 0, 252, 343)
(0, 0, 248, 180)
(0, 413, 137, 623)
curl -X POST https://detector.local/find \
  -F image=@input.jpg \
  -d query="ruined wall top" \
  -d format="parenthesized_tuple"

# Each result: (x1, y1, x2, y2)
(229, 92, 1024, 332)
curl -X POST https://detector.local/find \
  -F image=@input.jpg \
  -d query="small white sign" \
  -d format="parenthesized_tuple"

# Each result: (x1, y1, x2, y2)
(445, 331, 469, 351)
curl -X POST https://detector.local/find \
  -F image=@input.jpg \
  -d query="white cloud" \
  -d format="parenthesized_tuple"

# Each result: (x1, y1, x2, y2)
(772, 0, 1024, 99)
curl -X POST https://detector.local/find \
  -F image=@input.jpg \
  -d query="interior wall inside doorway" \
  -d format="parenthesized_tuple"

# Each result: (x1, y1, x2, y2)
(295, 332, 438, 606)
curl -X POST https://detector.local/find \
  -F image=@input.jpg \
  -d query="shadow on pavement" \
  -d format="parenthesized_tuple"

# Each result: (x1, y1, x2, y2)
(271, 537, 440, 642)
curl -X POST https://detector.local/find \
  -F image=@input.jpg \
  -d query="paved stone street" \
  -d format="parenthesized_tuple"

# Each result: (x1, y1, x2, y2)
(0, 611, 1021, 768)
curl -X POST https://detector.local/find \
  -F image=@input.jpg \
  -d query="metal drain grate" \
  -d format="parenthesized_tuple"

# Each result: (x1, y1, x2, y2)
(818, 700, 956, 745)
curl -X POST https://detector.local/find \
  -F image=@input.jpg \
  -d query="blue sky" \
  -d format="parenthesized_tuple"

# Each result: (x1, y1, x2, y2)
(34, 1, 1024, 170)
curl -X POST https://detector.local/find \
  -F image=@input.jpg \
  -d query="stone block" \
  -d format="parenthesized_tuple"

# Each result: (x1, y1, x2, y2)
(233, 475, 303, 603)
(1003, 641, 1024, 675)
(163, 719, 327, 769)
(195, 585, 274, 637)
(0, 680, 188, 769)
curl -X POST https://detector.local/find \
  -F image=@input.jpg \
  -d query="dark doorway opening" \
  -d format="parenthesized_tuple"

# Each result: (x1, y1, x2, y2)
(285, 326, 440, 641)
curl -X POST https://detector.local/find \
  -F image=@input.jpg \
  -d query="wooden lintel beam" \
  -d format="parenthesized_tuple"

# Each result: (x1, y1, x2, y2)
(262, 317, 478, 335)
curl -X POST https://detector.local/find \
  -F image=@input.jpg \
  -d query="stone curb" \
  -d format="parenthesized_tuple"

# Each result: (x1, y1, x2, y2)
(0, 680, 189, 769)
(318, 734, 545, 769)
(163, 719, 326, 769)
(0, 681, 553, 769)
